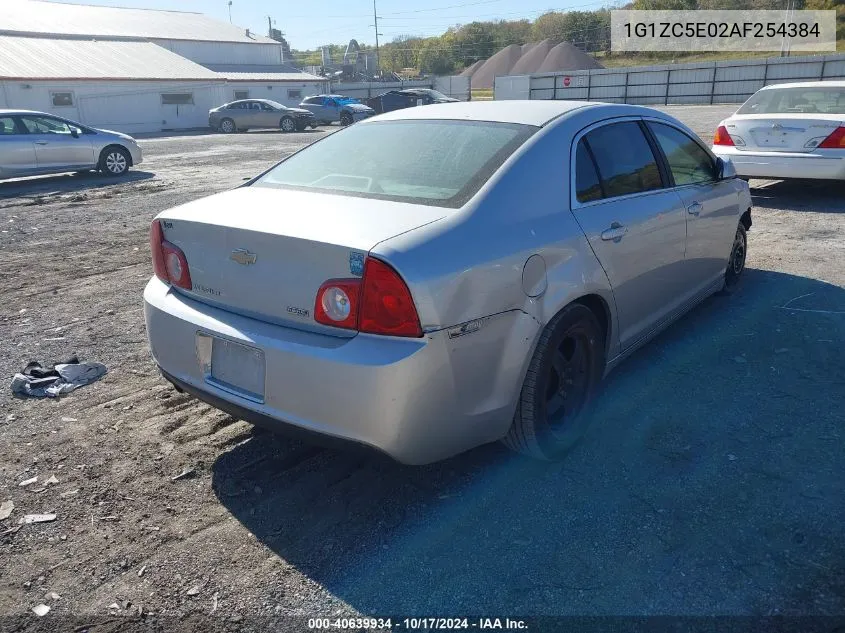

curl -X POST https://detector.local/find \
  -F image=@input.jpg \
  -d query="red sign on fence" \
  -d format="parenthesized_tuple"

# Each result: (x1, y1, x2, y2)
(563, 76, 571, 87)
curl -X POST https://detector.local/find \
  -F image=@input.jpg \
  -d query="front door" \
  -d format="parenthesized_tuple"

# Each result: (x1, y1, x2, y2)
(646, 120, 741, 291)
(257, 102, 280, 128)
(0, 115, 37, 177)
(571, 120, 688, 350)
(18, 115, 94, 171)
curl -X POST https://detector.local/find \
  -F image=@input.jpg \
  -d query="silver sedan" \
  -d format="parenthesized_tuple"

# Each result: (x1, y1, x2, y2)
(0, 109, 142, 180)
(144, 101, 752, 464)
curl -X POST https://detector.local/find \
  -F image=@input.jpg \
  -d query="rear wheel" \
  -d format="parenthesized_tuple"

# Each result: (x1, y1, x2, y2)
(719, 224, 747, 295)
(219, 118, 236, 134)
(280, 117, 296, 133)
(503, 303, 605, 460)
(99, 146, 130, 177)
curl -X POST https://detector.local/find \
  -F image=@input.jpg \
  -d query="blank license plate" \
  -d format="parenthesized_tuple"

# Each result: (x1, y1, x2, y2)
(209, 337, 265, 400)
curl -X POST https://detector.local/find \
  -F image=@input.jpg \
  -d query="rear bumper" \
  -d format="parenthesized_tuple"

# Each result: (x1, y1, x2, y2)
(713, 146, 845, 180)
(143, 277, 531, 464)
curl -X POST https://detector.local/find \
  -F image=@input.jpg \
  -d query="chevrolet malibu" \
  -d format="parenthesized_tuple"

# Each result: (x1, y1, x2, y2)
(712, 81, 845, 181)
(144, 101, 752, 465)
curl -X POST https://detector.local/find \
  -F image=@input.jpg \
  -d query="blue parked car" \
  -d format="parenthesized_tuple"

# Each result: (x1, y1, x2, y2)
(298, 95, 375, 126)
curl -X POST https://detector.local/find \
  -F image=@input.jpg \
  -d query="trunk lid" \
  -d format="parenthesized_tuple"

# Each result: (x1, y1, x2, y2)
(157, 186, 445, 330)
(725, 114, 843, 152)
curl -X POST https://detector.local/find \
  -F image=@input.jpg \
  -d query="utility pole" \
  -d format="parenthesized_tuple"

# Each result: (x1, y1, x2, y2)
(267, 15, 273, 37)
(227, 1, 232, 24)
(373, 0, 381, 75)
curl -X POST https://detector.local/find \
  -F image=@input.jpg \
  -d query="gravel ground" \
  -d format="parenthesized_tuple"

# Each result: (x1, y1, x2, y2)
(0, 107, 843, 629)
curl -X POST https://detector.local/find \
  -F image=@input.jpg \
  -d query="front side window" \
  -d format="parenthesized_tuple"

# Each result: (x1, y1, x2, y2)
(574, 139, 603, 203)
(648, 122, 716, 186)
(255, 120, 536, 208)
(584, 122, 663, 199)
(738, 87, 845, 115)
(161, 93, 194, 105)
(51, 91, 74, 107)
(19, 116, 73, 135)
(0, 116, 18, 135)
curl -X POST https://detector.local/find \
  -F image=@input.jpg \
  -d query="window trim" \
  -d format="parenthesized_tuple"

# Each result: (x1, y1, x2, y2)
(50, 91, 75, 108)
(234, 90, 250, 100)
(570, 116, 670, 210)
(161, 92, 194, 106)
(287, 88, 303, 100)
(641, 117, 719, 189)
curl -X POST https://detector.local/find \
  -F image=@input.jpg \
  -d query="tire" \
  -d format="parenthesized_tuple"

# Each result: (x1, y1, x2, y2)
(310, 123, 319, 130)
(280, 116, 296, 133)
(219, 118, 236, 134)
(503, 303, 605, 460)
(718, 224, 747, 296)
(99, 146, 130, 177)
(340, 112, 353, 127)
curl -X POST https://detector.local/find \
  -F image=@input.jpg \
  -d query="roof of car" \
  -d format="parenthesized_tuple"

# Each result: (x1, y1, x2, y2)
(365, 100, 601, 126)
(760, 80, 845, 90)
(0, 109, 48, 116)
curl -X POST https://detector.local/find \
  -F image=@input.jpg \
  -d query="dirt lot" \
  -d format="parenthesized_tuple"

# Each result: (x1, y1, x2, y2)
(1, 107, 844, 629)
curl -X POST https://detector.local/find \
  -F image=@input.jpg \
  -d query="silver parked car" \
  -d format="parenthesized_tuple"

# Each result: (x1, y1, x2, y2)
(298, 95, 375, 126)
(208, 99, 316, 134)
(144, 101, 752, 465)
(0, 109, 142, 180)
(712, 81, 845, 181)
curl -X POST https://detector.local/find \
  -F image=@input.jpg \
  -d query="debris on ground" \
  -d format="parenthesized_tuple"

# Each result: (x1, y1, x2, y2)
(19, 476, 38, 487)
(137, 565, 147, 577)
(171, 467, 196, 482)
(45, 591, 61, 601)
(45, 475, 59, 486)
(11, 356, 107, 398)
(31, 604, 50, 617)
(186, 586, 201, 596)
(18, 513, 57, 525)
(0, 501, 14, 520)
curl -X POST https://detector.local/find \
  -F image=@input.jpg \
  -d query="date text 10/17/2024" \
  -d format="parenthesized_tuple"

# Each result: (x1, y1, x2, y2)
(307, 618, 529, 630)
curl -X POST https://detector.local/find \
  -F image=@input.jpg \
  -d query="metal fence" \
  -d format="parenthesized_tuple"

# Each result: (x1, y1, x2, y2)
(494, 53, 845, 105)
(328, 75, 471, 101)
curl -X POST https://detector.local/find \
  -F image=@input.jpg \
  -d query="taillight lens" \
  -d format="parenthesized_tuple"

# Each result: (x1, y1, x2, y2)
(315, 280, 360, 329)
(818, 126, 845, 149)
(313, 257, 422, 338)
(359, 258, 422, 337)
(149, 219, 192, 290)
(713, 125, 735, 146)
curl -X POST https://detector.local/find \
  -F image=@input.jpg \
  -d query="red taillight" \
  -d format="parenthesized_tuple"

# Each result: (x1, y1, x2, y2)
(359, 258, 422, 337)
(313, 257, 422, 338)
(149, 219, 192, 290)
(713, 125, 735, 147)
(818, 126, 845, 149)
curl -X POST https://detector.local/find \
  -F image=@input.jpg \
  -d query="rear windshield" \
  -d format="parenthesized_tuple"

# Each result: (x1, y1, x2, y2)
(738, 87, 845, 115)
(253, 120, 536, 208)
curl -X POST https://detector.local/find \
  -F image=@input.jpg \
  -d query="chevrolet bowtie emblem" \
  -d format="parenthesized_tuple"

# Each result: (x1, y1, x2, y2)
(230, 249, 257, 265)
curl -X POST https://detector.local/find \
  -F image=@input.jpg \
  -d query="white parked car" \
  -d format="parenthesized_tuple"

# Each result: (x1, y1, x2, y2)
(712, 81, 845, 181)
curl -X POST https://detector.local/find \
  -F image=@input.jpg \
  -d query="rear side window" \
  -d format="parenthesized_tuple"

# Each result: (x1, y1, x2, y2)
(648, 122, 716, 186)
(574, 139, 603, 203)
(0, 116, 18, 135)
(584, 122, 663, 199)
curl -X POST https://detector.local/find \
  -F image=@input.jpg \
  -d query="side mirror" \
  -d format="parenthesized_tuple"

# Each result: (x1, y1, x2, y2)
(717, 156, 737, 180)
(70, 127, 80, 138)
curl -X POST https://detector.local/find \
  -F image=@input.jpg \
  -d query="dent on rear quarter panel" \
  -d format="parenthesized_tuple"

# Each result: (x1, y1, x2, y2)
(376, 109, 619, 360)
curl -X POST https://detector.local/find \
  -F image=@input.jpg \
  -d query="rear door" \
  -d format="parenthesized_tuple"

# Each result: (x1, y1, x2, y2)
(571, 119, 688, 350)
(0, 115, 37, 177)
(646, 120, 740, 290)
(18, 115, 94, 171)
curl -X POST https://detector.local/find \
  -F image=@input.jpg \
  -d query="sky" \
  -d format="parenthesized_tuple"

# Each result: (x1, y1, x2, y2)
(41, 0, 614, 50)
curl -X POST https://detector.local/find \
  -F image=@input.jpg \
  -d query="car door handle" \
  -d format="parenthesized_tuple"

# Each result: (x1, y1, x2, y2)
(687, 202, 703, 216)
(34, 141, 48, 145)
(600, 222, 628, 242)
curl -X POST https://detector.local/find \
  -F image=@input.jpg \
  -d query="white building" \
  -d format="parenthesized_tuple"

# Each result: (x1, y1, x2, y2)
(0, 1, 327, 133)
